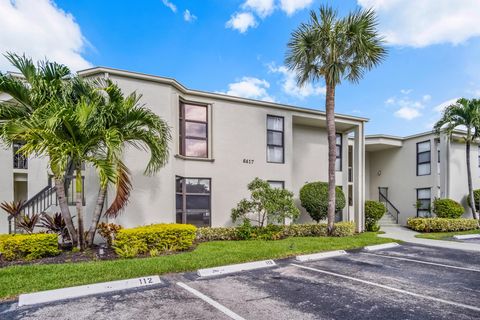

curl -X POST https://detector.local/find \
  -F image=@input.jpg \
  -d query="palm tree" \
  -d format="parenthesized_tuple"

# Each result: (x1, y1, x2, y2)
(285, 6, 386, 232)
(434, 98, 480, 220)
(0, 53, 78, 244)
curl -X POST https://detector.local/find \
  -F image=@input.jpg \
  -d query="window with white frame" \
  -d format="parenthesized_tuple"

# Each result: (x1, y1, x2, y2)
(267, 180, 284, 189)
(416, 140, 431, 176)
(416, 188, 431, 217)
(267, 115, 284, 163)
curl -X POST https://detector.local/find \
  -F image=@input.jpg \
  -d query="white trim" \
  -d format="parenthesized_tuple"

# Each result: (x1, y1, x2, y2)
(291, 264, 480, 312)
(176, 282, 246, 320)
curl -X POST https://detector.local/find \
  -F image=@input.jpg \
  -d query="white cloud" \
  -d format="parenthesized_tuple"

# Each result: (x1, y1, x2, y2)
(183, 10, 197, 22)
(242, 0, 275, 18)
(279, 0, 313, 16)
(220, 77, 274, 102)
(433, 98, 460, 113)
(226, 12, 257, 33)
(394, 107, 421, 120)
(269, 64, 326, 99)
(357, 0, 480, 47)
(162, 0, 177, 13)
(387, 90, 430, 120)
(0, 0, 91, 72)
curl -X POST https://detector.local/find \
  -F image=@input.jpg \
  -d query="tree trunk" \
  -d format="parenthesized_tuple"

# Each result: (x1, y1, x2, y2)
(86, 186, 107, 246)
(325, 83, 337, 234)
(75, 166, 85, 250)
(54, 177, 78, 246)
(465, 139, 479, 219)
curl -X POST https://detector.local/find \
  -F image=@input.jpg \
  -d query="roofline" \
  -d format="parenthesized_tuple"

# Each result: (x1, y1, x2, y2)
(366, 129, 468, 142)
(77, 66, 369, 123)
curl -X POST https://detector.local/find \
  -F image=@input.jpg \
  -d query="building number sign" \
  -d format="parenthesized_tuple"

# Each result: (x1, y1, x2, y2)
(243, 159, 254, 164)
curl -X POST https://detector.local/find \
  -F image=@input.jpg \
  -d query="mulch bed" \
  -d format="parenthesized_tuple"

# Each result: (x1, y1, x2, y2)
(0, 245, 118, 268)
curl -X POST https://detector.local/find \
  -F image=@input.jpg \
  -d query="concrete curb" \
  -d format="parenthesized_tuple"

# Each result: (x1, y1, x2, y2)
(363, 242, 400, 251)
(197, 260, 276, 277)
(453, 234, 480, 240)
(295, 250, 348, 262)
(18, 275, 162, 307)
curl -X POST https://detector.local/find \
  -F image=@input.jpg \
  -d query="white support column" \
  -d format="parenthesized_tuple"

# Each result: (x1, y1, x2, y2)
(353, 123, 365, 232)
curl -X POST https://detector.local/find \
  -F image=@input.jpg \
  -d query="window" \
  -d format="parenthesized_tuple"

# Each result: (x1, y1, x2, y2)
(416, 140, 431, 176)
(267, 115, 284, 163)
(336, 133, 342, 171)
(179, 102, 208, 158)
(13, 142, 27, 169)
(416, 188, 431, 217)
(176, 177, 211, 227)
(268, 181, 284, 189)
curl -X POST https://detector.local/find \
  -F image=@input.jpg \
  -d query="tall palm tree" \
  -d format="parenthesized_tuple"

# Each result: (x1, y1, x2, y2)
(0, 53, 78, 244)
(434, 98, 480, 220)
(285, 6, 386, 232)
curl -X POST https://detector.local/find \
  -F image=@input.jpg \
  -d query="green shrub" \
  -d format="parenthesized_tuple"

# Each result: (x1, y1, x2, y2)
(231, 178, 300, 227)
(407, 218, 479, 232)
(468, 189, 480, 211)
(432, 198, 464, 218)
(365, 200, 386, 231)
(0, 234, 59, 261)
(195, 221, 355, 241)
(196, 226, 239, 241)
(299, 182, 346, 222)
(113, 223, 196, 258)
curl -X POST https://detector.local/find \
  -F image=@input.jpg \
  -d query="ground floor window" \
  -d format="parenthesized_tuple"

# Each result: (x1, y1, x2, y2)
(267, 180, 284, 189)
(176, 176, 211, 227)
(416, 188, 431, 217)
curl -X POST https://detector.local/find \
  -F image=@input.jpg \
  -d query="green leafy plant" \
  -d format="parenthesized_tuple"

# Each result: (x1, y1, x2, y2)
(196, 226, 238, 242)
(299, 182, 346, 223)
(113, 223, 197, 258)
(432, 198, 464, 219)
(236, 219, 255, 240)
(231, 178, 300, 227)
(365, 200, 386, 231)
(0, 233, 59, 261)
(407, 217, 478, 232)
(16, 213, 41, 234)
(97, 222, 122, 247)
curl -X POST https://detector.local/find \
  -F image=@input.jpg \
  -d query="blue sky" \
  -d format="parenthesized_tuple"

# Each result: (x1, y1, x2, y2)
(2, 0, 480, 136)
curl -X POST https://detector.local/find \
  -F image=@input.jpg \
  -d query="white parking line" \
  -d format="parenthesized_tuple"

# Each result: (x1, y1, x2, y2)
(177, 282, 246, 320)
(360, 252, 480, 273)
(291, 264, 480, 313)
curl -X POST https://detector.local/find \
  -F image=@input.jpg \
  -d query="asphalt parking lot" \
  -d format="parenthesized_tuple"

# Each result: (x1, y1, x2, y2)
(2, 243, 479, 320)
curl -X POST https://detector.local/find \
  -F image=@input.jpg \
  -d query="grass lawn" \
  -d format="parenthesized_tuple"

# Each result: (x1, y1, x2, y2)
(0, 232, 396, 300)
(415, 229, 480, 240)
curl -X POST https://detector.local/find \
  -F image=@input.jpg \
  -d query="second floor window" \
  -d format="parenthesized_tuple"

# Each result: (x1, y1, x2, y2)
(416, 140, 431, 176)
(13, 142, 28, 169)
(179, 102, 208, 158)
(336, 133, 342, 171)
(267, 115, 284, 163)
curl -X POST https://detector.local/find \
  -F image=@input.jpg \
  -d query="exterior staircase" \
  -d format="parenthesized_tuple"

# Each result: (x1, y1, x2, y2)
(379, 213, 400, 227)
(378, 187, 401, 229)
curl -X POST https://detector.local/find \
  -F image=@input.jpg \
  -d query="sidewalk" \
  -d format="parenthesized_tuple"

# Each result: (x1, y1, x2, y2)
(379, 226, 480, 252)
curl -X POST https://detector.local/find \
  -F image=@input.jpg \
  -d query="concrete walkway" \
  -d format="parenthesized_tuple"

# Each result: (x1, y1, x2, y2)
(379, 226, 480, 252)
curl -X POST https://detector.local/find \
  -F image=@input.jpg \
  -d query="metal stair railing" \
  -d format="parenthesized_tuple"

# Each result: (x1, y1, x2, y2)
(378, 187, 400, 224)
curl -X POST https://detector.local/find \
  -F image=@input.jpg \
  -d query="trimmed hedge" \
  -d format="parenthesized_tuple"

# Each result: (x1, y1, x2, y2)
(196, 221, 355, 241)
(365, 200, 386, 231)
(407, 218, 479, 233)
(299, 182, 346, 222)
(0, 234, 59, 261)
(432, 198, 464, 218)
(113, 223, 197, 258)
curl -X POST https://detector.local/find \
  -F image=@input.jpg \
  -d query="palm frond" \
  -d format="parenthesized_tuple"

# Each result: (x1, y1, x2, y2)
(105, 160, 132, 218)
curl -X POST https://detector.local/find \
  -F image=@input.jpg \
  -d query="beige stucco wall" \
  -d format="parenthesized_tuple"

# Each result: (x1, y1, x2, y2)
(0, 143, 13, 234)
(367, 134, 438, 225)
